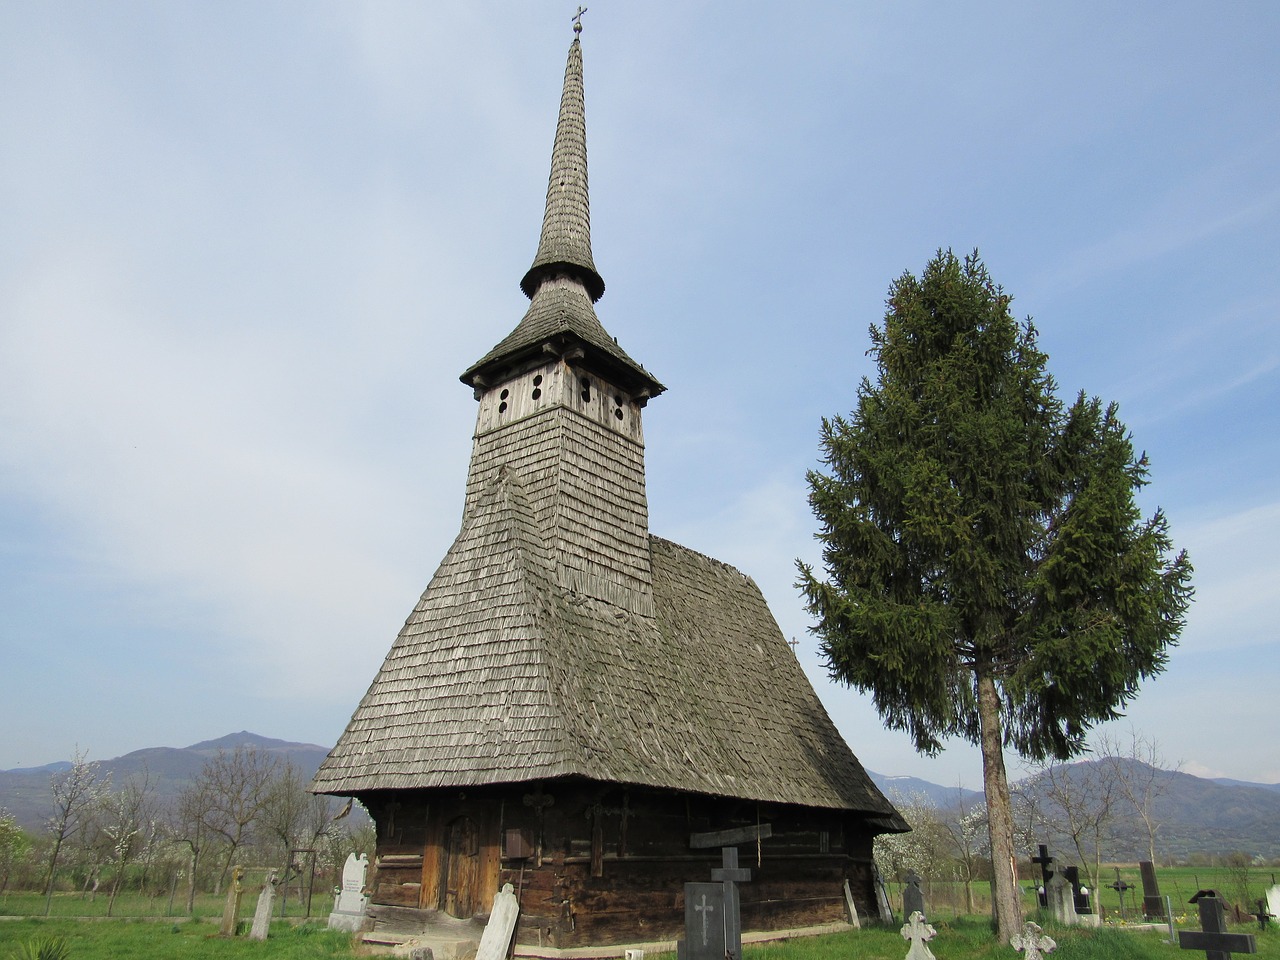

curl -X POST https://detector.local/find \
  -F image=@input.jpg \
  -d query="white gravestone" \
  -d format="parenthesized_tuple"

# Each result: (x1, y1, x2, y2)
(327, 853, 370, 932)
(249, 874, 277, 941)
(900, 911, 937, 960)
(1267, 885, 1280, 923)
(476, 883, 521, 960)
(1011, 920, 1056, 959)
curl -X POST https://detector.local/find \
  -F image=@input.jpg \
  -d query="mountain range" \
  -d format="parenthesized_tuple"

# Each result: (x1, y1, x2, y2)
(4, 734, 1278, 860)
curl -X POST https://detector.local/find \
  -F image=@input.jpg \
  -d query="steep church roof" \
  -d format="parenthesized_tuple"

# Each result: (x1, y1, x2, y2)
(314, 32, 900, 828)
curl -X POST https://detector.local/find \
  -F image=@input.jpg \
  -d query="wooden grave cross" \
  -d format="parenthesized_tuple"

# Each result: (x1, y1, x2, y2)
(1178, 891, 1257, 960)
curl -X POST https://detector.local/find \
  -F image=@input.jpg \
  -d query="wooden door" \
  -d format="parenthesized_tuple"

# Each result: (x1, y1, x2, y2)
(441, 815, 481, 918)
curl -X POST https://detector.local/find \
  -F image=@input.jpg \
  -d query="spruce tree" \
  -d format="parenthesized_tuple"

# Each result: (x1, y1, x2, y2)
(798, 249, 1193, 941)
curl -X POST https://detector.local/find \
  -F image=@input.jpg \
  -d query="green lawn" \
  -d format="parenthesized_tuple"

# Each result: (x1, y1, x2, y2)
(3, 916, 1273, 960)
(0, 918, 357, 959)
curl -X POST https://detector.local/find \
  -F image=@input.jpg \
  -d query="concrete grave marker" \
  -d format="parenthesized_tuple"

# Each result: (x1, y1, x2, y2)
(900, 911, 937, 960)
(249, 873, 278, 941)
(1011, 920, 1057, 959)
(220, 865, 245, 937)
(1267, 886, 1280, 924)
(327, 852, 370, 932)
(1045, 873, 1077, 926)
(476, 883, 521, 960)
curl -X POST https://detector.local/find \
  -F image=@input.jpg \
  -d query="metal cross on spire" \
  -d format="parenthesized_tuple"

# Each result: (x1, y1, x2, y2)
(572, 6, 588, 34)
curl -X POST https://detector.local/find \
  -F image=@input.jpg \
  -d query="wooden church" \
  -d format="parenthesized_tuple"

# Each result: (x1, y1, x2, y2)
(312, 25, 905, 952)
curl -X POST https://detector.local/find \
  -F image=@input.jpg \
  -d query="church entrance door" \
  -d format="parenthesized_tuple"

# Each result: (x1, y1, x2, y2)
(441, 815, 481, 918)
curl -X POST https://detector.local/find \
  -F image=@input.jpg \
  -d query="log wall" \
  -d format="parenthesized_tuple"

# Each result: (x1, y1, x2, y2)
(361, 781, 884, 948)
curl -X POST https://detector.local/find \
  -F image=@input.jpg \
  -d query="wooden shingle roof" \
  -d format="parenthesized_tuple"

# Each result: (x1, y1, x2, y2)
(313, 465, 900, 822)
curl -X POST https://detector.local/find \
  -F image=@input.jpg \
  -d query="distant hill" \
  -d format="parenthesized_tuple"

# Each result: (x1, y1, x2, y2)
(868, 772, 984, 810)
(0, 732, 332, 832)
(867, 760, 1280, 861)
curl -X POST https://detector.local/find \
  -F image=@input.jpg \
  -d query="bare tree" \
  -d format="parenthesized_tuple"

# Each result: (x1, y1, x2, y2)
(192, 746, 279, 894)
(1040, 760, 1117, 893)
(259, 760, 336, 909)
(1096, 729, 1179, 864)
(42, 749, 109, 915)
(172, 776, 217, 914)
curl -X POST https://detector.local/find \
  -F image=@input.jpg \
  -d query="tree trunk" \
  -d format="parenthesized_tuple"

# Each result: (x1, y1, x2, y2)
(977, 672, 1023, 943)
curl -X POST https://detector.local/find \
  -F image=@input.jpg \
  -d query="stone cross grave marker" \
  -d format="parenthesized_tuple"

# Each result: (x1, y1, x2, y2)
(1031, 845, 1055, 907)
(900, 911, 937, 960)
(220, 865, 245, 937)
(1178, 891, 1257, 960)
(249, 873, 278, 941)
(476, 883, 521, 960)
(1046, 872, 1077, 926)
(327, 852, 369, 932)
(1011, 920, 1057, 959)
(902, 870, 926, 921)
(1140, 861, 1166, 920)
(682, 823, 770, 960)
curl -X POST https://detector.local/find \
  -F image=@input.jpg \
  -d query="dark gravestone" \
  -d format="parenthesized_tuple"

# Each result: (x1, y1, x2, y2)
(903, 871, 926, 921)
(1140, 861, 1166, 920)
(1178, 891, 1257, 960)
(1062, 866, 1092, 915)
(682, 883, 726, 960)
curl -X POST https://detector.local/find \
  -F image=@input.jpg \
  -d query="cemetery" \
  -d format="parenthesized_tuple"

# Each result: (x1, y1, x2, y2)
(2, 4, 1276, 960)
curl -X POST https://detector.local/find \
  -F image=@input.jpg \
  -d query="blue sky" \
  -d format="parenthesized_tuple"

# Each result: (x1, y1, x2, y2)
(2, 3, 1277, 789)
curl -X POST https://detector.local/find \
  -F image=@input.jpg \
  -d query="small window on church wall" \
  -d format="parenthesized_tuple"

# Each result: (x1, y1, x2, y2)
(613, 395, 625, 421)
(532, 374, 542, 401)
(579, 376, 591, 403)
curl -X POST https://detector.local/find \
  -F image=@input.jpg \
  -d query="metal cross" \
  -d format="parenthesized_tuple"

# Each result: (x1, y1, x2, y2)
(572, 6, 588, 33)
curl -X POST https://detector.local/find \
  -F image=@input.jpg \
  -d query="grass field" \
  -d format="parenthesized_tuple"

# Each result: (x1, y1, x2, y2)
(0, 917, 1275, 960)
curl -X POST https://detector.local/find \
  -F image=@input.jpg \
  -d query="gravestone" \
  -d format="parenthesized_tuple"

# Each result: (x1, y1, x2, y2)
(1045, 873, 1077, 926)
(903, 871, 926, 920)
(220, 865, 245, 937)
(1140, 861, 1166, 920)
(476, 883, 521, 960)
(1178, 891, 1257, 960)
(1267, 885, 1280, 923)
(681, 882, 726, 960)
(900, 911, 937, 960)
(1011, 920, 1057, 959)
(249, 873, 278, 942)
(1062, 866, 1092, 915)
(327, 852, 370, 932)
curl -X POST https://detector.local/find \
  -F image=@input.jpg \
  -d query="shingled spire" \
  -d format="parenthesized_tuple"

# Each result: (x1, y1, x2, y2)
(521, 35, 602, 302)
(461, 34, 664, 400)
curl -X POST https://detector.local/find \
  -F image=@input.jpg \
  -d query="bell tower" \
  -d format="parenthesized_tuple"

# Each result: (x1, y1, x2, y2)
(459, 32, 665, 617)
